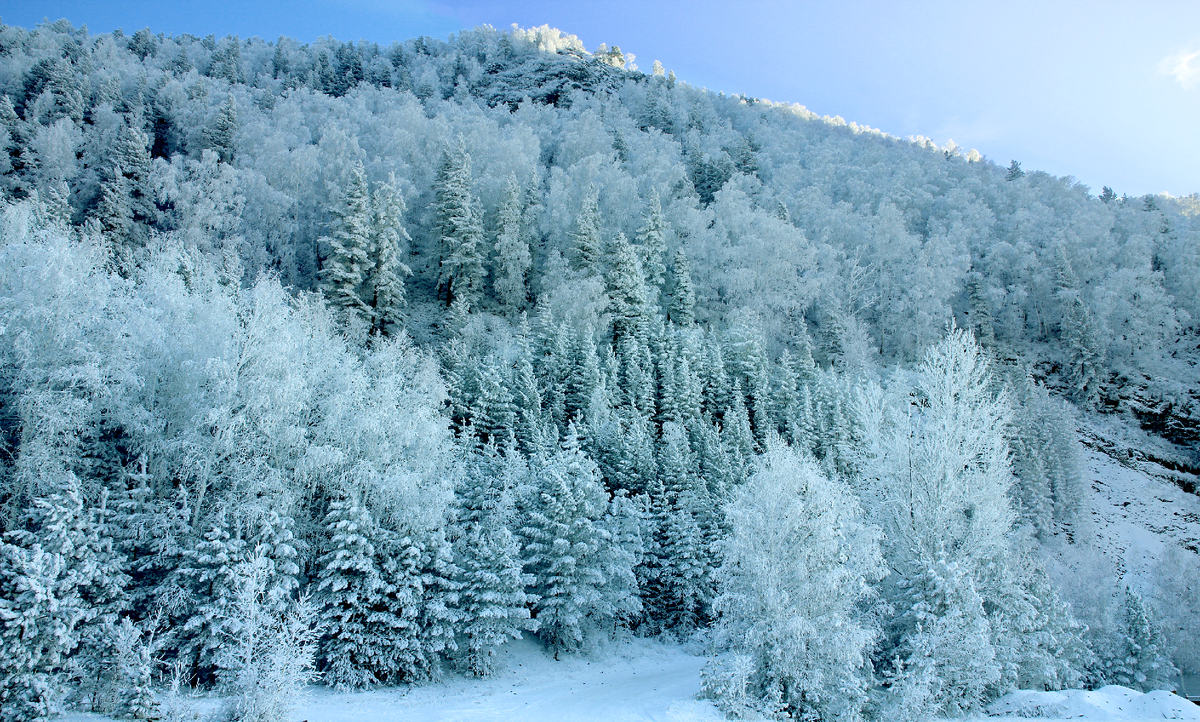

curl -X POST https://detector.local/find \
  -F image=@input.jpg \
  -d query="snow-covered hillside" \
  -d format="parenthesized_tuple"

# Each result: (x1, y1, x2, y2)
(2, 18, 1198, 722)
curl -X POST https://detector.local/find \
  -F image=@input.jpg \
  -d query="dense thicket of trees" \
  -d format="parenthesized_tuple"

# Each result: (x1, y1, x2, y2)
(0, 19, 1196, 722)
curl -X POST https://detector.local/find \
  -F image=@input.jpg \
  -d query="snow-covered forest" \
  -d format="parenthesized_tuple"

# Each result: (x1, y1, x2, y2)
(0, 19, 1198, 722)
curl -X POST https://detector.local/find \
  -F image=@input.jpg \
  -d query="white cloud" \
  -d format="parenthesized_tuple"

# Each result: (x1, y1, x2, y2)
(1159, 48, 1200, 90)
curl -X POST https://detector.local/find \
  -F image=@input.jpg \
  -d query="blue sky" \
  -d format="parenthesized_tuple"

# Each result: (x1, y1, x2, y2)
(3, 0, 1198, 196)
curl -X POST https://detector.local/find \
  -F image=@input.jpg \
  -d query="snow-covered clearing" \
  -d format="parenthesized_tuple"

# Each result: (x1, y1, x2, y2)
(62, 635, 724, 722)
(296, 635, 723, 722)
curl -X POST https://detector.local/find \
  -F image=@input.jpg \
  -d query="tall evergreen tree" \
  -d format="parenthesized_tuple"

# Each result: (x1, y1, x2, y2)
(321, 160, 374, 327)
(369, 172, 412, 334)
(0, 475, 127, 722)
(315, 496, 397, 689)
(494, 175, 531, 312)
(668, 248, 696, 326)
(1055, 246, 1104, 409)
(204, 94, 238, 163)
(606, 232, 651, 342)
(521, 426, 612, 656)
(571, 186, 603, 274)
(435, 140, 486, 307)
(635, 189, 668, 291)
(454, 446, 536, 677)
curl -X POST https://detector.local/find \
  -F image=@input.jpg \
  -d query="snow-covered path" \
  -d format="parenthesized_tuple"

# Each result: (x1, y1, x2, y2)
(59, 636, 724, 722)
(300, 635, 722, 722)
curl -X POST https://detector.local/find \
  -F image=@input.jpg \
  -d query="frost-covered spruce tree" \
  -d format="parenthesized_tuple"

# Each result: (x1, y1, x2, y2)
(1055, 246, 1105, 409)
(521, 424, 616, 656)
(1007, 371, 1083, 538)
(369, 172, 412, 334)
(204, 93, 238, 164)
(984, 552, 1087, 693)
(0, 474, 129, 722)
(599, 490, 645, 631)
(179, 510, 300, 685)
(371, 529, 427, 682)
(454, 445, 536, 676)
(435, 138, 486, 307)
(1107, 587, 1177, 692)
(315, 496, 390, 689)
(320, 159, 374, 327)
(493, 174, 531, 312)
(571, 185, 603, 274)
(417, 526, 462, 671)
(888, 556, 997, 719)
(179, 523, 248, 683)
(656, 422, 715, 631)
(635, 188, 668, 292)
(91, 617, 159, 720)
(606, 232, 651, 342)
(0, 543, 80, 722)
(704, 441, 883, 722)
(1150, 544, 1200, 677)
(668, 247, 696, 327)
(472, 355, 518, 447)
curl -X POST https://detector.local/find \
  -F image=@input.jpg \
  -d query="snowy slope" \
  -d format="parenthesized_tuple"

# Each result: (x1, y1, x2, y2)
(1079, 441, 1200, 581)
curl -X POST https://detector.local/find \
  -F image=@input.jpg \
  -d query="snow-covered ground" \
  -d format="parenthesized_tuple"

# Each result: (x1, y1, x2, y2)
(63, 437, 1200, 722)
(982, 686, 1200, 721)
(62, 635, 725, 722)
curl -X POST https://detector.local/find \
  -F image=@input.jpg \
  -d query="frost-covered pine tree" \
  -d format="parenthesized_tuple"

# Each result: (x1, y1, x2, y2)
(521, 425, 614, 656)
(1055, 246, 1104, 409)
(454, 446, 536, 676)
(1007, 371, 1083, 538)
(179, 510, 299, 685)
(179, 523, 248, 683)
(315, 496, 390, 689)
(889, 556, 998, 720)
(606, 232, 651, 342)
(571, 186, 603, 274)
(635, 188, 668, 291)
(92, 617, 159, 720)
(373, 530, 428, 682)
(369, 172, 412, 334)
(205, 93, 238, 164)
(0, 543, 80, 722)
(705, 441, 883, 722)
(656, 422, 714, 631)
(1107, 587, 1177, 692)
(493, 174, 531, 312)
(435, 139, 486, 307)
(668, 247, 696, 327)
(321, 160, 374, 327)
(0, 474, 128, 722)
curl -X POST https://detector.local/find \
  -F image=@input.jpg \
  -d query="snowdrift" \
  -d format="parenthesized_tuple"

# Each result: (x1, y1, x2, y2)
(985, 686, 1200, 721)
